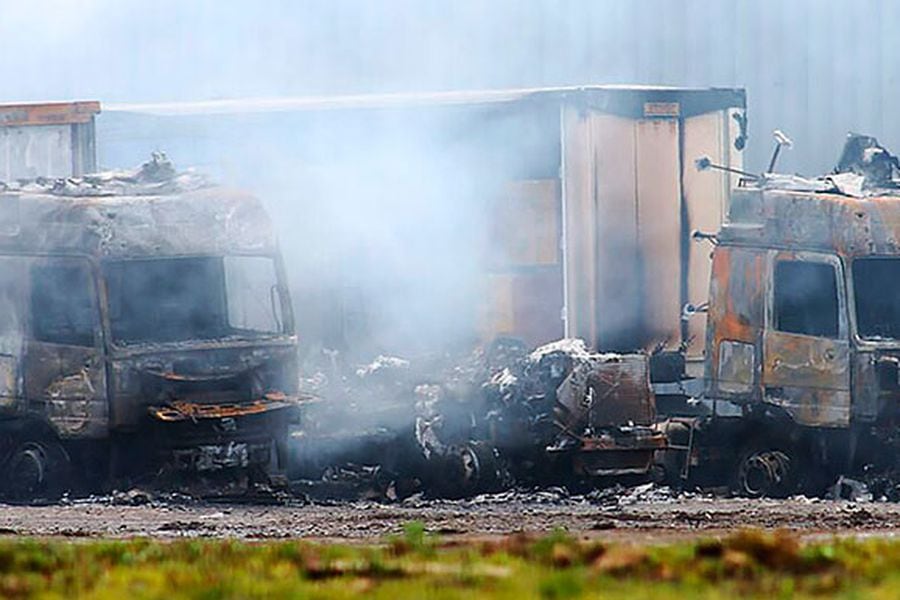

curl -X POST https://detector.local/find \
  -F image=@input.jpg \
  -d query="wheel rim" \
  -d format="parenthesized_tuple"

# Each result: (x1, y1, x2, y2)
(7, 443, 48, 497)
(738, 450, 791, 497)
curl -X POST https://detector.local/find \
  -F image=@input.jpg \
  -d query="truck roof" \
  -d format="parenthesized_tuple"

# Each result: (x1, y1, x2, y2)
(723, 185, 900, 257)
(0, 156, 276, 259)
(719, 133, 900, 257)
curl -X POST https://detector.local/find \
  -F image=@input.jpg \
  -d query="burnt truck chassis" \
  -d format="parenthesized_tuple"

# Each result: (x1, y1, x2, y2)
(150, 399, 294, 474)
(0, 397, 302, 501)
(0, 157, 305, 502)
(292, 339, 668, 499)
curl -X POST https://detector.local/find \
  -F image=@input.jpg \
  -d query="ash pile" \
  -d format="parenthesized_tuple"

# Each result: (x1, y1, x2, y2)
(288, 338, 666, 501)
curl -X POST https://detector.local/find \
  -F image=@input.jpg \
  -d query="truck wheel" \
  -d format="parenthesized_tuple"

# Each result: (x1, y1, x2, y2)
(432, 442, 506, 498)
(734, 445, 795, 498)
(2, 439, 71, 502)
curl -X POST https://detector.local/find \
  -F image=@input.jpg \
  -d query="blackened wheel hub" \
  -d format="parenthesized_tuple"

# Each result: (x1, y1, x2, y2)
(738, 450, 792, 498)
(7, 443, 49, 498)
(2, 439, 69, 501)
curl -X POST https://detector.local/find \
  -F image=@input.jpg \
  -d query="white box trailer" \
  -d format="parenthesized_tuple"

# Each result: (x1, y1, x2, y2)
(0, 101, 100, 181)
(99, 87, 746, 358)
(558, 88, 746, 360)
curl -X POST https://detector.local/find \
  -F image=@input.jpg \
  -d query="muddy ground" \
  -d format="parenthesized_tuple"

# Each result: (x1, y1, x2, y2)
(1, 488, 899, 542)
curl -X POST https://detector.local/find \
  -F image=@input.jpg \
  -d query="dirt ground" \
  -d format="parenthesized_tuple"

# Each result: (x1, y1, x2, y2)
(2, 489, 900, 542)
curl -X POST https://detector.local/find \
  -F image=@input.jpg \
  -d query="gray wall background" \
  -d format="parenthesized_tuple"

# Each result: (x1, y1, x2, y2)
(1, 0, 897, 174)
(3, 0, 897, 354)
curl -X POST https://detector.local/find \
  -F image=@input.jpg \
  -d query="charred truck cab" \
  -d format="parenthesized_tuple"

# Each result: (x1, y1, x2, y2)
(0, 160, 300, 499)
(667, 139, 900, 496)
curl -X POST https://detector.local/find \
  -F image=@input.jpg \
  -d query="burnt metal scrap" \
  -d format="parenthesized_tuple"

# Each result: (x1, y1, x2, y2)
(291, 338, 664, 500)
(834, 133, 900, 189)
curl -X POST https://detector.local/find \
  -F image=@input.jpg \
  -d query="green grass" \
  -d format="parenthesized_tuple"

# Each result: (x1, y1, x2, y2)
(0, 526, 898, 598)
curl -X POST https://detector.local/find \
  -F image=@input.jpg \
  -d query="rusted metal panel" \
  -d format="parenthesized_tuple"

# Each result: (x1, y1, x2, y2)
(584, 354, 656, 426)
(0, 186, 277, 259)
(716, 340, 755, 394)
(24, 342, 108, 438)
(851, 352, 881, 422)
(555, 352, 655, 430)
(726, 187, 900, 259)
(572, 430, 667, 477)
(0, 102, 100, 127)
(762, 332, 851, 427)
(707, 241, 853, 426)
(760, 251, 851, 427)
(19, 255, 109, 438)
(705, 246, 766, 400)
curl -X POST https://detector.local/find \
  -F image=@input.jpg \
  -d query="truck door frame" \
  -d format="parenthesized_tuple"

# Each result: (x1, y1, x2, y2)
(762, 250, 851, 427)
(22, 255, 109, 438)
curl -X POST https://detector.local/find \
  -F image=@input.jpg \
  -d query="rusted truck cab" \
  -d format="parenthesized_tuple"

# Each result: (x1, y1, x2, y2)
(0, 166, 300, 498)
(696, 177, 900, 494)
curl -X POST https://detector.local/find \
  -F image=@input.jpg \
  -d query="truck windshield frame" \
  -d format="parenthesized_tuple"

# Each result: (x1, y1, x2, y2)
(102, 255, 289, 347)
(853, 257, 900, 343)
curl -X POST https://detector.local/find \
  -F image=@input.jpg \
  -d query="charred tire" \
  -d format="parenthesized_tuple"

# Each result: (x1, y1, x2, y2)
(733, 444, 796, 499)
(433, 442, 505, 498)
(1, 439, 71, 502)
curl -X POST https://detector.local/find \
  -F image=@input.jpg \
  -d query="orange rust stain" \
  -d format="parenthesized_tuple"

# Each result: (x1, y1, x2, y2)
(0, 101, 100, 127)
(710, 248, 757, 343)
(715, 313, 753, 341)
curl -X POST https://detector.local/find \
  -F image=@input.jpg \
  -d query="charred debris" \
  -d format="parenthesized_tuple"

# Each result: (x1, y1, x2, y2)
(290, 338, 664, 502)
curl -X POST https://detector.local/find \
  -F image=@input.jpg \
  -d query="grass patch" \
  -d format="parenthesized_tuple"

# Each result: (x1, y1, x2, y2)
(0, 528, 897, 598)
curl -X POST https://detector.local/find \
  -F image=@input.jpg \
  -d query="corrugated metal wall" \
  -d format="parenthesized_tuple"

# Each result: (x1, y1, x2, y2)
(148, 0, 888, 177)
(9, 0, 885, 178)
(316, 0, 894, 177)
(5, 0, 895, 179)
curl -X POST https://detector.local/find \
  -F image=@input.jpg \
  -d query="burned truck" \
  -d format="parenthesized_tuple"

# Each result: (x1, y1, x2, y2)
(307, 134, 900, 501)
(0, 157, 301, 499)
(652, 135, 900, 497)
(442, 134, 900, 499)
